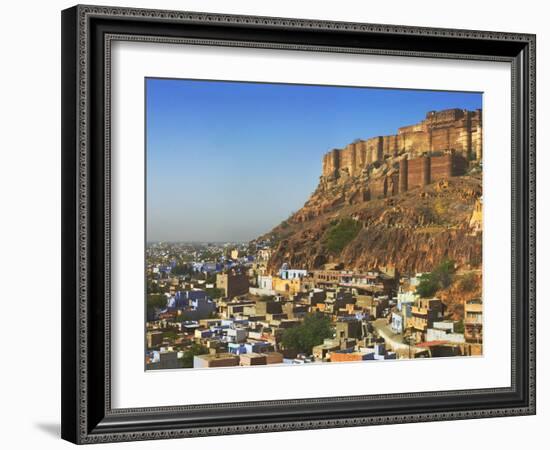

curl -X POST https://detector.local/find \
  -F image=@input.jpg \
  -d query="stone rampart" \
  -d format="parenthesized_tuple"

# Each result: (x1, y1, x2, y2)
(321, 108, 481, 181)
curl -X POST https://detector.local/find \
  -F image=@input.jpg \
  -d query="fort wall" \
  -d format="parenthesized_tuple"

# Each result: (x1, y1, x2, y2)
(321, 108, 482, 181)
(407, 156, 427, 189)
(368, 152, 467, 200)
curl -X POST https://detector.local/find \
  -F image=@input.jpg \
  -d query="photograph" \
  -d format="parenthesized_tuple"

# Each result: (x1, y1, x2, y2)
(145, 79, 484, 371)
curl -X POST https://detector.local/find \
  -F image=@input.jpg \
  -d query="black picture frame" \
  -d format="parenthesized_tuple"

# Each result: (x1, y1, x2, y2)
(61, 4, 536, 444)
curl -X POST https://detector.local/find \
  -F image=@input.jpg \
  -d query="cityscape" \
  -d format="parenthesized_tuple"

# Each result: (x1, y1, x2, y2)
(145, 80, 483, 370)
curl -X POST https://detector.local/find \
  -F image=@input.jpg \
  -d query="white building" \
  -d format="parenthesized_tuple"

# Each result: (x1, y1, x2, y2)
(426, 328, 465, 343)
(279, 269, 307, 280)
(426, 322, 465, 343)
(258, 275, 273, 290)
(226, 328, 248, 343)
(391, 311, 405, 334)
(397, 290, 418, 311)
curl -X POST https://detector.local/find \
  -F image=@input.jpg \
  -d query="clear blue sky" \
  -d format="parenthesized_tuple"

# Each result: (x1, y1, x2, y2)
(146, 78, 482, 242)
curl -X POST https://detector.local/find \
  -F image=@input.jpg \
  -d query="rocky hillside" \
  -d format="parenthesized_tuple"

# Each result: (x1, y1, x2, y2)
(257, 172, 482, 275)
(437, 270, 482, 320)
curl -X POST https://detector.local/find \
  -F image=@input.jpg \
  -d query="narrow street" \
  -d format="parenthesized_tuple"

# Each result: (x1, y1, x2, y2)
(371, 318, 412, 355)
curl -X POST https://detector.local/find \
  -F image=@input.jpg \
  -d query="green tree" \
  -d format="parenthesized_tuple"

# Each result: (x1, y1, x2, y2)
(146, 293, 167, 318)
(458, 272, 477, 292)
(147, 281, 160, 294)
(162, 330, 179, 341)
(147, 293, 166, 308)
(172, 264, 193, 276)
(205, 273, 217, 284)
(435, 259, 455, 288)
(181, 343, 208, 368)
(416, 274, 439, 298)
(281, 313, 334, 355)
(416, 259, 456, 298)
(205, 287, 224, 299)
(323, 218, 362, 254)
(173, 311, 194, 322)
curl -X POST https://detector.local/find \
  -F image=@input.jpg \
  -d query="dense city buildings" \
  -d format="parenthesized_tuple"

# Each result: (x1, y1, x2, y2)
(145, 240, 483, 370)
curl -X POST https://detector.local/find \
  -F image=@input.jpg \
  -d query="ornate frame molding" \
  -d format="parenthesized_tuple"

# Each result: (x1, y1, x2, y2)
(61, 4, 536, 444)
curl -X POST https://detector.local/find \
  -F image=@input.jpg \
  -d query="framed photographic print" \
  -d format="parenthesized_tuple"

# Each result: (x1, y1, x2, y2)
(61, 4, 536, 444)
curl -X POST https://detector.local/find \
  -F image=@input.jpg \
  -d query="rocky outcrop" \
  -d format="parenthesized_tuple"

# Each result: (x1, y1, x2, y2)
(257, 122, 482, 275)
(262, 175, 481, 274)
(256, 108, 483, 275)
(438, 271, 482, 321)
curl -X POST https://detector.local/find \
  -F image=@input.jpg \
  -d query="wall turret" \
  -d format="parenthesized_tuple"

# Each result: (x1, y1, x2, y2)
(399, 157, 408, 193)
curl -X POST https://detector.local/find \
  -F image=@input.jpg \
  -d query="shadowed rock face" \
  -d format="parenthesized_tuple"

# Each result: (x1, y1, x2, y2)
(258, 174, 482, 275)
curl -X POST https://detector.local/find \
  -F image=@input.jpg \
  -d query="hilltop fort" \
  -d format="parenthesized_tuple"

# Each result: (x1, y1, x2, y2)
(258, 108, 483, 274)
(320, 108, 482, 199)
(322, 108, 481, 180)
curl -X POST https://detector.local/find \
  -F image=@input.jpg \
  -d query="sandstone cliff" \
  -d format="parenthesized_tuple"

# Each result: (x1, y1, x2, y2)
(256, 108, 483, 275)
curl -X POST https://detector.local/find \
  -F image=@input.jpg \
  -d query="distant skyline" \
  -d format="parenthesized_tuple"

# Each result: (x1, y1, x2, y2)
(146, 78, 482, 242)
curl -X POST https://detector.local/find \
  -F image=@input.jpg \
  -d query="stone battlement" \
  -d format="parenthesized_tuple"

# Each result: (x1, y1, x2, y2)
(322, 108, 482, 181)
(368, 152, 468, 200)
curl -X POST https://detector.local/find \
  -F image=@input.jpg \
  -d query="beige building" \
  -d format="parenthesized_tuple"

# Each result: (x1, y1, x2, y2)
(146, 330, 163, 348)
(193, 353, 239, 368)
(335, 320, 364, 339)
(312, 342, 340, 361)
(265, 352, 284, 364)
(257, 248, 271, 262)
(464, 298, 483, 343)
(272, 276, 302, 296)
(410, 298, 445, 335)
(216, 272, 249, 298)
(239, 353, 267, 366)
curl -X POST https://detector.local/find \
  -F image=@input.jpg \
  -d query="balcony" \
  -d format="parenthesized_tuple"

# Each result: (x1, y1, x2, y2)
(411, 306, 428, 316)
(465, 303, 483, 314)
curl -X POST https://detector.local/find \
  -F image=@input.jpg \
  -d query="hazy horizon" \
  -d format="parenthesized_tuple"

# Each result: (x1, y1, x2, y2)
(146, 79, 482, 242)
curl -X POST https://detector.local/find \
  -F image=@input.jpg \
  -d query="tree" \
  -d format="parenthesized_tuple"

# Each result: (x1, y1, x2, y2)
(435, 259, 455, 288)
(416, 274, 439, 298)
(205, 287, 224, 299)
(172, 264, 192, 276)
(147, 293, 167, 309)
(181, 343, 208, 368)
(458, 272, 477, 292)
(416, 259, 456, 298)
(173, 311, 194, 322)
(281, 313, 334, 355)
(147, 281, 160, 294)
(322, 218, 362, 254)
(205, 273, 217, 284)
(162, 330, 179, 341)
(146, 293, 167, 318)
